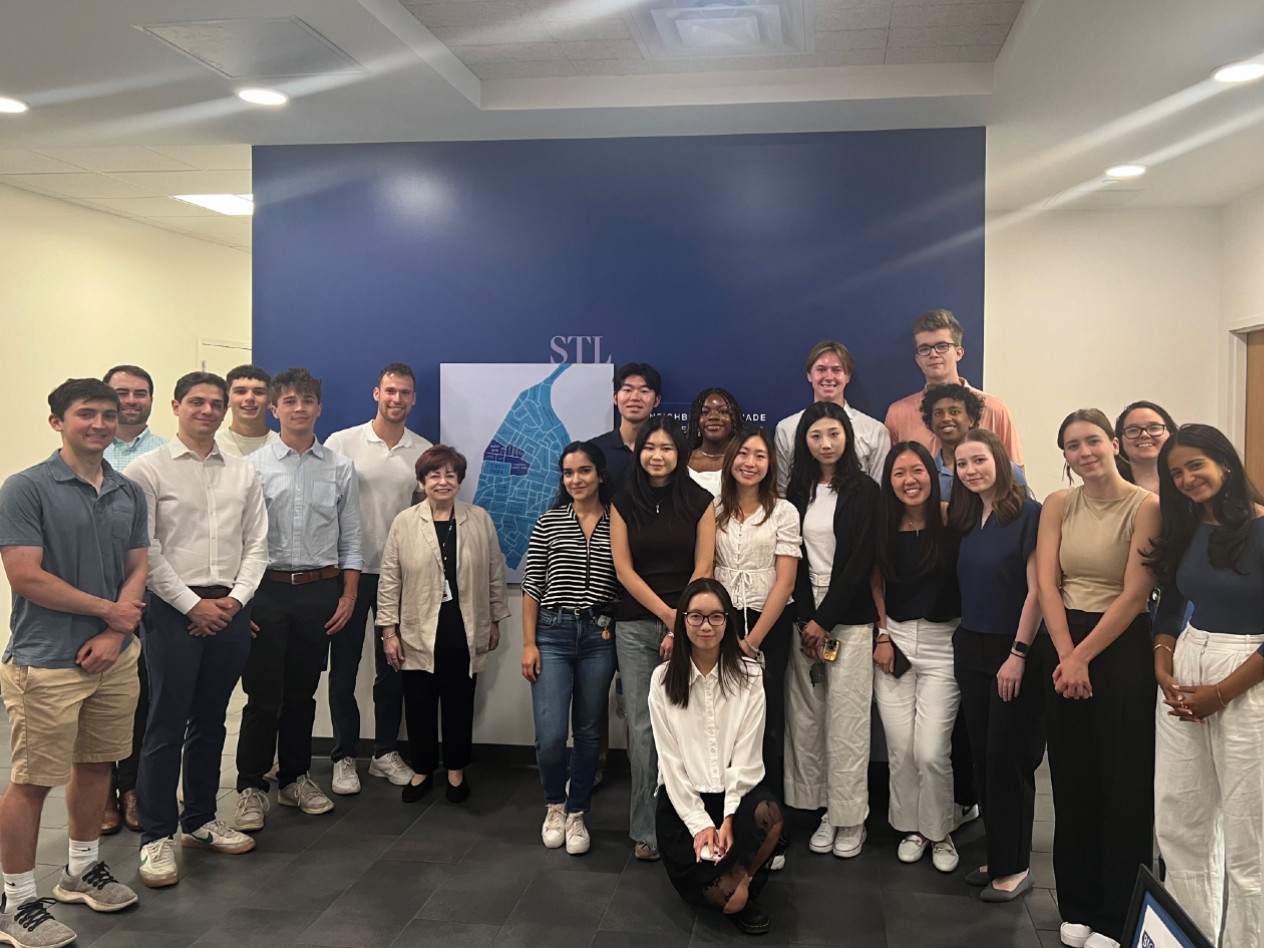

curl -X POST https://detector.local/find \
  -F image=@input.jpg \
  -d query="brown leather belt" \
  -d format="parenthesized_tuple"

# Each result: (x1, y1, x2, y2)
(264, 566, 340, 586)
(189, 585, 231, 599)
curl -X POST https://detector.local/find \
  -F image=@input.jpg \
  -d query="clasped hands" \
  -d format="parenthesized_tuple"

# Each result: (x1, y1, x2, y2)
(1051, 651, 1093, 700)
(187, 596, 243, 636)
(693, 816, 735, 864)
(1157, 670, 1223, 723)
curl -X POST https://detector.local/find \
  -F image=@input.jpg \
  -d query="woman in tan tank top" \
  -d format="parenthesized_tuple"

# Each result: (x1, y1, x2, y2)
(1033, 409, 1161, 948)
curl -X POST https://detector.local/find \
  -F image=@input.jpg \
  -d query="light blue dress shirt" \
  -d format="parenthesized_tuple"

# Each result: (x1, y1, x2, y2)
(103, 427, 166, 470)
(249, 438, 363, 571)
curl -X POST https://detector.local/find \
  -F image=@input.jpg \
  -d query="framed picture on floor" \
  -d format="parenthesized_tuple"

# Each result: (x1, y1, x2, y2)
(1122, 865, 1214, 948)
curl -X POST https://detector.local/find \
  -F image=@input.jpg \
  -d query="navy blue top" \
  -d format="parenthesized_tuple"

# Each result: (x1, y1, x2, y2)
(957, 497, 1041, 636)
(592, 429, 635, 495)
(885, 530, 961, 624)
(1153, 518, 1264, 655)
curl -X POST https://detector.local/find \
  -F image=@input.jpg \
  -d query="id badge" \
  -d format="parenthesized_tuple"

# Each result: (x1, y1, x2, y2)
(442, 579, 454, 603)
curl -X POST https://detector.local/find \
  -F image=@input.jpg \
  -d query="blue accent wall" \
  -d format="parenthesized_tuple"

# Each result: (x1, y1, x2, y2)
(252, 129, 985, 441)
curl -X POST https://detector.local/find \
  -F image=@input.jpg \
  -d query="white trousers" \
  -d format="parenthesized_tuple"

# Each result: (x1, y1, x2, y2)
(873, 617, 959, 842)
(1155, 626, 1264, 948)
(784, 621, 872, 827)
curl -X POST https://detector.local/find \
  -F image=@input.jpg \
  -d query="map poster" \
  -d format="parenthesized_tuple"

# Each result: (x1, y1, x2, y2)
(440, 363, 614, 583)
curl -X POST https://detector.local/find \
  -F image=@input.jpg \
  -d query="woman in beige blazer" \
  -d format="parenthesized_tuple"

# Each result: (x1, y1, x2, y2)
(378, 445, 511, 803)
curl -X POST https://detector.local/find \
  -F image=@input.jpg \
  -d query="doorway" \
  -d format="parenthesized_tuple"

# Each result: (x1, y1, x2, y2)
(1248, 330, 1264, 492)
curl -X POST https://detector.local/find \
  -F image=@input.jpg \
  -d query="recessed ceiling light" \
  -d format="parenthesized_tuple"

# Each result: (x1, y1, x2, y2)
(1213, 62, 1264, 84)
(174, 193, 254, 216)
(1105, 164, 1147, 180)
(236, 87, 288, 106)
(0, 96, 29, 114)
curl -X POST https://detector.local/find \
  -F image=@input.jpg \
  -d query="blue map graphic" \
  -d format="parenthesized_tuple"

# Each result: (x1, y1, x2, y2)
(474, 364, 573, 570)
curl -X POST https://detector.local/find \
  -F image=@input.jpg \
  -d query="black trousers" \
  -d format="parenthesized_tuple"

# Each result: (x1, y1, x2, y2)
(951, 707, 976, 808)
(1036, 611, 1155, 940)
(741, 608, 790, 804)
(954, 627, 1046, 877)
(236, 577, 339, 791)
(113, 647, 149, 793)
(401, 636, 476, 775)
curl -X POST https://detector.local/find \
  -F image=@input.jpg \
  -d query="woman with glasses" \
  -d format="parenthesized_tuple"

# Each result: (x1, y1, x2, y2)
(520, 441, 618, 855)
(611, 417, 716, 861)
(1034, 409, 1160, 948)
(1114, 401, 1177, 494)
(686, 388, 743, 497)
(1150, 424, 1264, 948)
(650, 579, 784, 936)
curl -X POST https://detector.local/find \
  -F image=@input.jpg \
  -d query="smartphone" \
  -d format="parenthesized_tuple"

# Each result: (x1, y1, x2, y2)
(821, 637, 840, 662)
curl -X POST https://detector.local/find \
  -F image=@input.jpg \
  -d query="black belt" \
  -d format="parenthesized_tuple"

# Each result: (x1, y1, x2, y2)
(189, 585, 231, 599)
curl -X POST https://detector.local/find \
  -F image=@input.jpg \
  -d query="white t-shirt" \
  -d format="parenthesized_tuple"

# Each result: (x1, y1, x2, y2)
(801, 485, 838, 606)
(774, 403, 890, 494)
(215, 428, 280, 459)
(687, 467, 722, 498)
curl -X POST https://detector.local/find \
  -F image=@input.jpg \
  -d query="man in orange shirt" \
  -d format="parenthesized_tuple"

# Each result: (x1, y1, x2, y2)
(884, 309, 1024, 467)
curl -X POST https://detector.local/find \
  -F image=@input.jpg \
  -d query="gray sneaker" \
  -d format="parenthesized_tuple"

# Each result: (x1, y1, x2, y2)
(51, 861, 138, 913)
(279, 774, 334, 815)
(0, 896, 76, 948)
(234, 787, 270, 832)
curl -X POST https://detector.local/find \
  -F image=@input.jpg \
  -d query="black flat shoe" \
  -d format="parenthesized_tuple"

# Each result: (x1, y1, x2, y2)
(979, 872, 1033, 902)
(964, 866, 990, 887)
(402, 778, 433, 803)
(729, 900, 771, 936)
(446, 776, 470, 803)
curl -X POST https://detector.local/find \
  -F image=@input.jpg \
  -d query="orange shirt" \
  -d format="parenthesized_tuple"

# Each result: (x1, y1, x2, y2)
(884, 378, 1024, 465)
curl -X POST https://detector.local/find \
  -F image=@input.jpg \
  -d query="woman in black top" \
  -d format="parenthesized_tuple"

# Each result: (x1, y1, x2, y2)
(610, 417, 716, 861)
(870, 441, 963, 873)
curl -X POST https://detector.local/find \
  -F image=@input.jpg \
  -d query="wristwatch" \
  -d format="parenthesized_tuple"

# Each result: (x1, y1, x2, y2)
(1010, 640, 1030, 656)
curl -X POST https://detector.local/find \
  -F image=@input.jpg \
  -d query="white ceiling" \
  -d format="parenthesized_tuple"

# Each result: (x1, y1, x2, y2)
(0, 0, 1262, 252)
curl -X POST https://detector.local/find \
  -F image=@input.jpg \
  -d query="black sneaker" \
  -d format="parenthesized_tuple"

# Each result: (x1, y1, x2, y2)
(0, 895, 77, 947)
(729, 900, 771, 936)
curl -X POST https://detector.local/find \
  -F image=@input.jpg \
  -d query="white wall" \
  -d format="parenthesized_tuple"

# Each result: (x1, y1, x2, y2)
(984, 207, 1223, 501)
(1219, 181, 1264, 444)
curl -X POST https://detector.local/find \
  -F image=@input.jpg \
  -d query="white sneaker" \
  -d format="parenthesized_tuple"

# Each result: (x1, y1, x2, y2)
(832, 824, 866, 859)
(368, 751, 415, 786)
(234, 787, 270, 832)
(331, 758, 361, 796)
(181, 818, 256, 855)
(897, 833, 928, 864)
(931, 837, 959, 873)
(1084, 935, 1119, 948)
(808, 815, 837, 854)
(953, 803, 980, 830)
(139, 837, 179, 888)
(279, 774, 335, 815)
(1060, 923, 1092, 948)
(541, 803, 565, 849)
(564, 812, 590, 855)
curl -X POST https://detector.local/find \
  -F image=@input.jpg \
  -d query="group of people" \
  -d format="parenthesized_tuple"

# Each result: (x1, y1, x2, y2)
(0, 308, 1258, 948)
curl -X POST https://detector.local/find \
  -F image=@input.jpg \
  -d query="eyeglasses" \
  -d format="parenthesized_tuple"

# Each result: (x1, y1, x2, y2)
(915, 341, 957, 357)
(1123, 423, 1168, 439)
(684, 611, 728, 629)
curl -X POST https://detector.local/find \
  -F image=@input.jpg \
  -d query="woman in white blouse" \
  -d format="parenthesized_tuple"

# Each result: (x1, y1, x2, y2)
(649, 578, 784, 936)
(713, 428, 800, 862)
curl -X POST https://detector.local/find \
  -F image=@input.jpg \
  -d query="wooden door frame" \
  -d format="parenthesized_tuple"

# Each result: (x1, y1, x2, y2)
(1222, 315, 1264, 451)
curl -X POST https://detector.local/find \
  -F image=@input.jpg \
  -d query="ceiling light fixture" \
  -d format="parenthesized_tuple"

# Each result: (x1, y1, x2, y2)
(174, 193, 254, 216)
(0, 96, 30, 114)
(236, 87, 288, 106)
(1213, 61, 1264, 84)
(1105, 164, 1147, 180)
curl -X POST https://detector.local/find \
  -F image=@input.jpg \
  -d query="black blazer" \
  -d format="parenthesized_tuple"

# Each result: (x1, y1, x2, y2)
(793, 475, 879, 628)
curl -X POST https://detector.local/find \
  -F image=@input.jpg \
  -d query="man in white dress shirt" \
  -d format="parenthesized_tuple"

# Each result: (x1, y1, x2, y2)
(323, 363, 432, 795)
(124, 372, 268, 888)
(774, 341, 891, 492)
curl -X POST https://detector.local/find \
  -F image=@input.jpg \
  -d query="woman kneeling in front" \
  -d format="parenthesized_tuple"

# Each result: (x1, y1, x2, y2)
(649, 579, 784, 936)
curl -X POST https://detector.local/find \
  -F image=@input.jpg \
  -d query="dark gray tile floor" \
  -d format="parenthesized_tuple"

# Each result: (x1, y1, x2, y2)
(0, 703, 1060, 947)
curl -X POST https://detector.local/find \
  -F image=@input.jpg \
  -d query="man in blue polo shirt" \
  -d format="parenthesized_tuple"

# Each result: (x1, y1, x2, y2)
(0, 378, 150, 946)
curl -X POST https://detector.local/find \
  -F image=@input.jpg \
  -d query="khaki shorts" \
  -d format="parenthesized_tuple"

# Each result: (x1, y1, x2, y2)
(0, 641, 141, 787)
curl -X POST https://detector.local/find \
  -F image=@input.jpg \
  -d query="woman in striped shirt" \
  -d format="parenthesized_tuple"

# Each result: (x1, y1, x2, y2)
(520, 440, 619, 856)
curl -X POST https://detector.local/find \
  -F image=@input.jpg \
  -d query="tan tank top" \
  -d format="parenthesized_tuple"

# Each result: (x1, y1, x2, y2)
(1058, 484, 1149, 613)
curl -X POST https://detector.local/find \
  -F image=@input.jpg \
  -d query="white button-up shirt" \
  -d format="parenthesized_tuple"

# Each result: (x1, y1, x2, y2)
(123, 438, 269, 613)
(649, 659, 766, 837)
(324, 421, 431, 573)
(714, 497, 801, 614)
(774, 403, 891, 493)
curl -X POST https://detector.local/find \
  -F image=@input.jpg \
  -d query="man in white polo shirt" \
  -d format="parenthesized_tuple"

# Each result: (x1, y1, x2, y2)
(323, 363, 432, 794)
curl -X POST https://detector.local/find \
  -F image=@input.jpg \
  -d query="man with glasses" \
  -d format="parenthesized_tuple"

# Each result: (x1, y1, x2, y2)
(884, 310, 1023, 466)
(774, 340, 891, 492)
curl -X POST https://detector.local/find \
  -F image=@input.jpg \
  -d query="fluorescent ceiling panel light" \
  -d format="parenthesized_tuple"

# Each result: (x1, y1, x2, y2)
(0, 96, 29, 113)
(1213, 62, 1264, 83)
(677, 14, 762, 49)
(174, 193, 254, 215)
(236, 87, 288, 106)
(1104, 164, 1147, 179)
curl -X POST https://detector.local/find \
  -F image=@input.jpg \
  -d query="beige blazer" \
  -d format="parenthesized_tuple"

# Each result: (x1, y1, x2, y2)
(377, 500, 511, 676)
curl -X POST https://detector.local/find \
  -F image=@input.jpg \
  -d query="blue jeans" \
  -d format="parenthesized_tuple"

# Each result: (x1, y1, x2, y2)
(532, 609, 616, 814)
(615, 617, 666, 848)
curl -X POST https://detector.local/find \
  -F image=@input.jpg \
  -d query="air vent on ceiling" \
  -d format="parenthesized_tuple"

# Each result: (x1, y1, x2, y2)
(628, 0, 812, 60)
(137, 17, 363, 79)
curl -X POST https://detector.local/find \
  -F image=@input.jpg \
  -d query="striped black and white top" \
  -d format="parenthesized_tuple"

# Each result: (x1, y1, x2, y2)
(520, 504, 619, 610)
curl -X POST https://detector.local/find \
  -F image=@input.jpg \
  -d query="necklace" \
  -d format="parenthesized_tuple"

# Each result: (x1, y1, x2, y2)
(697, 448, 725, 459)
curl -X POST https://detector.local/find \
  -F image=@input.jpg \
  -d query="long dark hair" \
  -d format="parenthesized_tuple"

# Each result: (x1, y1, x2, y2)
(623, 416, 693, 526)
(1146, 424, 1264, 584)
(716, 427, 778, 530)
(551, 440, 614, 509)
(1115, 400, 1178, 484)
(685, 387, 743, 451)
(786, 402, 863, 513)
(947, 428, 1027, 532)
(661, 579, 755, 709)
(877, 442, 951, 580)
